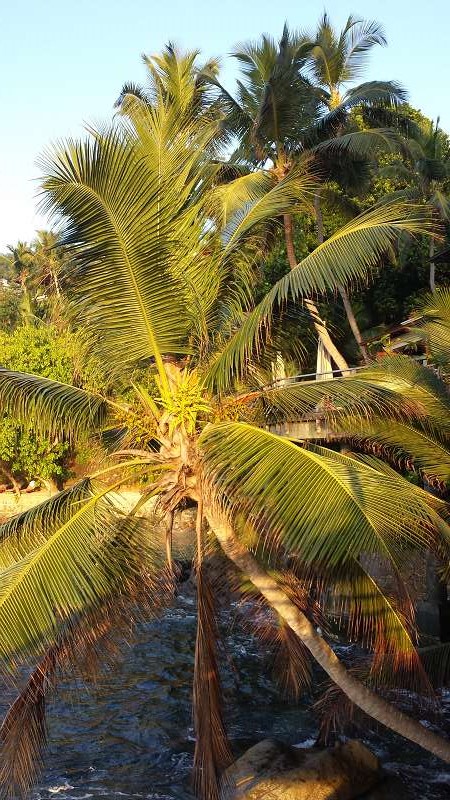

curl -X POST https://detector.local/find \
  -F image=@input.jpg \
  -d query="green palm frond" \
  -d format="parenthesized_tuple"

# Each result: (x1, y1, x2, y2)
(421, 288, 450, 367)
(0, 481, 158, 664)
(0, 369, 109, 438)
(221, 160, 317, 251)
(341, 80, 407, 109)
(348, 420, 450, 485)
(207, 204, 432, 390)
(312, 128, 405, 159)
(39, 128, 197, 380)
(329, 559, 426, 691)
(234, 367, 440, 427)
(200, 423, 447, 570)
(209, 170, 275, 228)
(360, 356, 450, 428)
(310, 14, 387, 87)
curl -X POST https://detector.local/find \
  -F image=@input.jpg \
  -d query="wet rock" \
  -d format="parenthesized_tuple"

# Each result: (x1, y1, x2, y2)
(226, 738, 382, 799)
(361, 773, 412, 799)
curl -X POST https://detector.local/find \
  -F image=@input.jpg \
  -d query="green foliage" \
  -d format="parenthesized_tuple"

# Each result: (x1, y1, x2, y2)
(0, 325, 96, 485)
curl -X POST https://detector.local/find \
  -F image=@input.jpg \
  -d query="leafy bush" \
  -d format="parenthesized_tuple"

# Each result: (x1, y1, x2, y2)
(0, 325, 92, 486)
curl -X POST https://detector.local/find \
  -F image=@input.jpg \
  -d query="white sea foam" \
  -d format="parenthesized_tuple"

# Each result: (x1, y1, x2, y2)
(294, 737, 317, 749)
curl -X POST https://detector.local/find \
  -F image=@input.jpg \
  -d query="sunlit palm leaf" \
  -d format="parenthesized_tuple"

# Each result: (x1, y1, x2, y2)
(39, 130, 192, 373)
(421, 288, 450, 368)
(0, 369, 109, 438)
(207, 204, 432, 390)
(200, 423, 448, 569)
(0, 482, 156, 664)
(349, 420, 450, 484)
(221, 161, 317, 251)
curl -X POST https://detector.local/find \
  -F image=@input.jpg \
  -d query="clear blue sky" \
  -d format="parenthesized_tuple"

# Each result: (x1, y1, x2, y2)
(1, 0, 449, 249)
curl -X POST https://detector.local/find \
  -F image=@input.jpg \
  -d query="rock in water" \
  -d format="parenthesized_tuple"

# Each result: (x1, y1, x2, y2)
(226, 739, 382, 799)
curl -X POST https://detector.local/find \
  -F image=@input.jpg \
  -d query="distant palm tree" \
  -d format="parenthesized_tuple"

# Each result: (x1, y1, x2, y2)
(377, 118, 450, 291)
(0, 51, 449, 800)
(305, 12, 409, 363)
(308, 13, 404, 122)
(206, 20, 408, 369)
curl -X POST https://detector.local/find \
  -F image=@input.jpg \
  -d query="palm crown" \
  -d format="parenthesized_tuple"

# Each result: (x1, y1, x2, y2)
(0, 48, 450, 800)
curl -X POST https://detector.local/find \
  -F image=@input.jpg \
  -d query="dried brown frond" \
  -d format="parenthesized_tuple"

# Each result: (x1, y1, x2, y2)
(234, 569, 326, 701)
(192, 566, 232, 800)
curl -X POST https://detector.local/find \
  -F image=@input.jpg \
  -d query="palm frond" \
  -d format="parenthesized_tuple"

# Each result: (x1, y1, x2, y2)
(0, 567, 172, 799)
(348, 420, 450, 485)
(421, 288, 450, 368)
(207, 203, 433, 390)
(200, 423, 448, 571)
(192, 566, 232, 800)
(312, 128, 405, 159)
(221, 160, 317, 251)
(0, 481, 159, 665)
(233, 367, 439, 428)
(0, 369, 109, 438)
(39, 123, 209, 378)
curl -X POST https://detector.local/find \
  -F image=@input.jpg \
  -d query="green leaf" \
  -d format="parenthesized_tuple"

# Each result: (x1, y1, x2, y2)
(200, 422, 447, 569)
(207, 204, 433, 390)
(0, 369, 108, 438)
(39, 130, 193, 375)
(0, 481, 154, 664)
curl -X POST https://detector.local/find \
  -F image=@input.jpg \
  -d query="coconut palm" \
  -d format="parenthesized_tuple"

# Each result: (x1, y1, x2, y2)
(303, 12, 414, 364)
(307, 13, 405, 127)
(204, 20, 409, 370)
(377, 118, 450, 292)
(0, 58, 450, 800)
(203, 25, 353, 372)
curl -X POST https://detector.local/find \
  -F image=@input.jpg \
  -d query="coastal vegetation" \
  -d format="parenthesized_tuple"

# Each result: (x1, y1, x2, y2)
(0, 12, 450, 799)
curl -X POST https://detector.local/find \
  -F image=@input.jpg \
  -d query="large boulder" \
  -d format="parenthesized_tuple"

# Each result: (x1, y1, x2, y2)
(225, 739, 382, 800)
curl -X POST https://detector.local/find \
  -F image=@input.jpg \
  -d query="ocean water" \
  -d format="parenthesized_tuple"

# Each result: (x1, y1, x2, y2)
(2, 591, 448, 799)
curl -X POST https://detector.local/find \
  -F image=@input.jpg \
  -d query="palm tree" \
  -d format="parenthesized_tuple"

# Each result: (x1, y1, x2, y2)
(6, 242, 38, 325)
(204, 26, 353, 372)
(305, 12, 411, 363)
(206, 21, 409, 370)
(307, 13, 404, 123)
(377, 117, 450, 292)
(33, 230, 64, 300)
(0, 54, 450, 800)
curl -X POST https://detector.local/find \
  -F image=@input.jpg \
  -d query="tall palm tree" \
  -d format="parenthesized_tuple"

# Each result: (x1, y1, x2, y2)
(305, 12, 410, 363)
(206, 21, 408, 370)
(308, 13, 404, 122)
(204, 26, 353, 372)
(0, 56, 449, 800)
(377, 118, 450, 292)
(33, 230, 64, 299)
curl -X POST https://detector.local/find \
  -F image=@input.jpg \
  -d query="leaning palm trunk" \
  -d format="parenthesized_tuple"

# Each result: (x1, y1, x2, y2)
(283, 213, 350, 373)
(430, 237, 436, 293)
(206, 508, 450, 763)
(313, 194, 370, 365)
